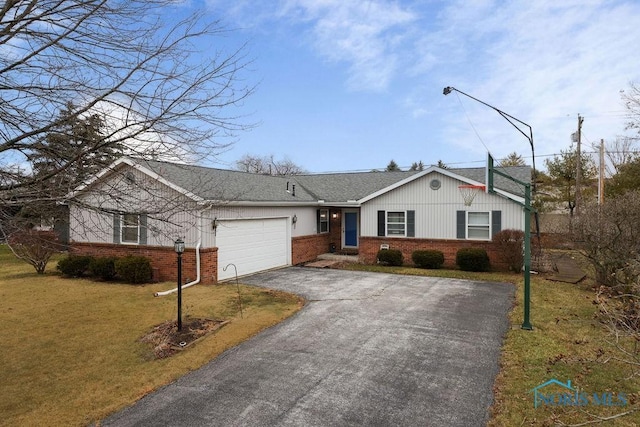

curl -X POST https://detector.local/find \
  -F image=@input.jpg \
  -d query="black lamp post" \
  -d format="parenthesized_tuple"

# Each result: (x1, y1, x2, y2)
(174, 238, 185, 331)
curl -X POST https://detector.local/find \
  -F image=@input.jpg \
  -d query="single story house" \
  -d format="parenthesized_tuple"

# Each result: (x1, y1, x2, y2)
(67, 157, 530, 283)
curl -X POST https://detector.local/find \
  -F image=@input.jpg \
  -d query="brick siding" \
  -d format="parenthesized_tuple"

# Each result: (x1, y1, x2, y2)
(72, 232, 519, 282)
(70, 242, 218, 284)
(72, 233, 328, 284)
(292, 233, 331, 265)
(359, 237, 511, 271)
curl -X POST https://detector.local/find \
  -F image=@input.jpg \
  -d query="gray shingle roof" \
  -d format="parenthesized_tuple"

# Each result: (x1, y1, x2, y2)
(293, 171, 420, 202)
(137, 159, 531, 204)
(140, 159, 316, 202)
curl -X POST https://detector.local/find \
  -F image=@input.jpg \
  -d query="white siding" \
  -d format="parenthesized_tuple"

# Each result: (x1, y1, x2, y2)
(70, 164, 203, 247)
(203, 205, 320, 248)
(361, 172, 524, 239)
(70, 164, 324, 250)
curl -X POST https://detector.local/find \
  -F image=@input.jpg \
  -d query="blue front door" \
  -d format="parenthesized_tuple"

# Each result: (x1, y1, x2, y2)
(344, 212, 358, 247)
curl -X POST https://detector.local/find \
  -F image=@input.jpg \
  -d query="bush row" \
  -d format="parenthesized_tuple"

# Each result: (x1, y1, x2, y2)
(376, 247, 491, 272)
(57, 255, 153, 284)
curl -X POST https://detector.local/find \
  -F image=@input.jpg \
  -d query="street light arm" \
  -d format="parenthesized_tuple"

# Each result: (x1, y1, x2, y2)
(443, 86, 536, 181)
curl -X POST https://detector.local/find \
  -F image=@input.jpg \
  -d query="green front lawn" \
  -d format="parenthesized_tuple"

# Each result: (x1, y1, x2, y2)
(0, 246, 302, 426)
(4, 244, 639, 426)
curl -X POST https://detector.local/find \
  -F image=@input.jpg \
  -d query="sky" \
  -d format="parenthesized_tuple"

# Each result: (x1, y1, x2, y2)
(186, 0, 639, 173)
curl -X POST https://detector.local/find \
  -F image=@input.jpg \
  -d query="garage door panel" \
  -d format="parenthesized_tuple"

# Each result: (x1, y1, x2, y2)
(217, 218, 289, 281)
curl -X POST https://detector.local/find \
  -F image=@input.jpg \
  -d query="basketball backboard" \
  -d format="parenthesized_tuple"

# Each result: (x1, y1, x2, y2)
(486, 152, 495, 193)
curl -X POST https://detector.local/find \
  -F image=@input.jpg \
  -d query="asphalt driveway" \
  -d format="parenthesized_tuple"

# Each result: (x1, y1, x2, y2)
(103, 267, 514, 426)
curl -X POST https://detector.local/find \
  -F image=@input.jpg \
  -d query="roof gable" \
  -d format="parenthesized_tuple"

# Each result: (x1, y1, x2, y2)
(357, 165, 530, 204)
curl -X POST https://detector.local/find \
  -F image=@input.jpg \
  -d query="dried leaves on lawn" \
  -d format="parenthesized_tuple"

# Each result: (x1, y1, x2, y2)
(139, 318, 229, 359)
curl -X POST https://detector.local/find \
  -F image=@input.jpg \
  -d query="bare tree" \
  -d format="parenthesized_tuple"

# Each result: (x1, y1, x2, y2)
(0, 1, 255, 270)
(0, 0, 253, 209)
(574, 192, 640, 286)
(235, 154, 305, 175)
(605, 136, 640, 176)
(6, 229, 61, 274)
(575, 194, 640, 406)
(622, 82, 640, 135)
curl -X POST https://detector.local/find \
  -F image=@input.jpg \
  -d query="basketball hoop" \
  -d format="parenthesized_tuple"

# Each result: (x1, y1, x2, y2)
(458, 184, 486, 206)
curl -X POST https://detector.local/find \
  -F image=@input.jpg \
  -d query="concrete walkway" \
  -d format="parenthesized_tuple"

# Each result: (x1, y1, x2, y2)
(103, 268, 514, 427)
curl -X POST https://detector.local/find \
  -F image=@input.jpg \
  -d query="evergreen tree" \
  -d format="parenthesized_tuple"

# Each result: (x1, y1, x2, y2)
(409, 161, 425, 171)
(606, 157, 640, 197)
(544, 144, 597, 216)
(30, 102, 120, 194)
(500, 152, 526, 166)
(386, 160, 401, 171)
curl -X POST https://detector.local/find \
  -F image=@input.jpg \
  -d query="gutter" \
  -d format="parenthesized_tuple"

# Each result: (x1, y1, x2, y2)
(154, 212, 204, 297)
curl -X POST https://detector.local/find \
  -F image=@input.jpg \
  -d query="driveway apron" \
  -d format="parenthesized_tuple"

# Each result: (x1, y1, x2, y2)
(103, 267, 514, 427)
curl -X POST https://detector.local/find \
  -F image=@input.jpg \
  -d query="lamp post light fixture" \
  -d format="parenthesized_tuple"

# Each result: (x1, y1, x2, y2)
(174, 238, 185, 331)
(444, 86, 535, 330)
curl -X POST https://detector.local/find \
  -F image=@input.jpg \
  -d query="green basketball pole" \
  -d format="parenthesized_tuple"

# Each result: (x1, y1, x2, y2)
(444, 86, 536, 331)
(488, 153, 533, 330)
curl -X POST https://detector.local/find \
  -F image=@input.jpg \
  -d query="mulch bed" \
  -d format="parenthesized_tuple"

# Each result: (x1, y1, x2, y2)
(139, 318, 229, 359)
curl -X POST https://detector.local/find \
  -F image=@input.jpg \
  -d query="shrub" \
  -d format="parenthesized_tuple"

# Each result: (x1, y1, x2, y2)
(377, 249, 403, 266)
(492, 229, 525, 273)
(456, 248, 490, 272)
(89, 256, 118, 281)
(7, 229, 62, 274)
(57, 255, 94, 277)
(574, 193, 640, 287)
(412, 250, 445, 269)
(114, 256, 152, 284)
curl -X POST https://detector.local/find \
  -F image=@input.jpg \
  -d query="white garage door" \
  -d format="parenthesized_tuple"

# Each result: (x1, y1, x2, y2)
(216, 218, 290, 281)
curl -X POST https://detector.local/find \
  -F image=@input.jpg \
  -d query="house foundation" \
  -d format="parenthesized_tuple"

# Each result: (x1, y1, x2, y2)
(359, 237, 509, 271)
(70, 242, 218, 284)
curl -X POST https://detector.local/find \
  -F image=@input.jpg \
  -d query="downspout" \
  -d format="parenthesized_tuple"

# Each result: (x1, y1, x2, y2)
(154, 212, 204, 297)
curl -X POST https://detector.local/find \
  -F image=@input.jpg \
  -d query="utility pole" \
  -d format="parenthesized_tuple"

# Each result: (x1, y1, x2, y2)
(599, 139, 605, 205)
(575, 115, 584, 215)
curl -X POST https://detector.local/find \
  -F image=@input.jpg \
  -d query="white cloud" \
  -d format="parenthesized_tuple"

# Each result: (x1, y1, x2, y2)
(425, 0, 640, 165)
(207, 0, 640, 170)
(281, 0, 417, 91)
(210, 0, 416, 92)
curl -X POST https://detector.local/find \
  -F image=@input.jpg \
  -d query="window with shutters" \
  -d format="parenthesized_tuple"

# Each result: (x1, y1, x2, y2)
(457, 210, 501, 240)
(121, 214, 140, 244)
(378, 210, 414, 237)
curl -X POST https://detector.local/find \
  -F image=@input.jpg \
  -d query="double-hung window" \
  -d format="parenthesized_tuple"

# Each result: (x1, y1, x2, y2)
(387, 211, 406, 236)
(377, 210, 415, 237)
(121, 214, 140, 243)
(318, 209, 329, 233)
(114, 213, 147, 245)
(457, 210, 501, 240)
(467, 212, 491, 240)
